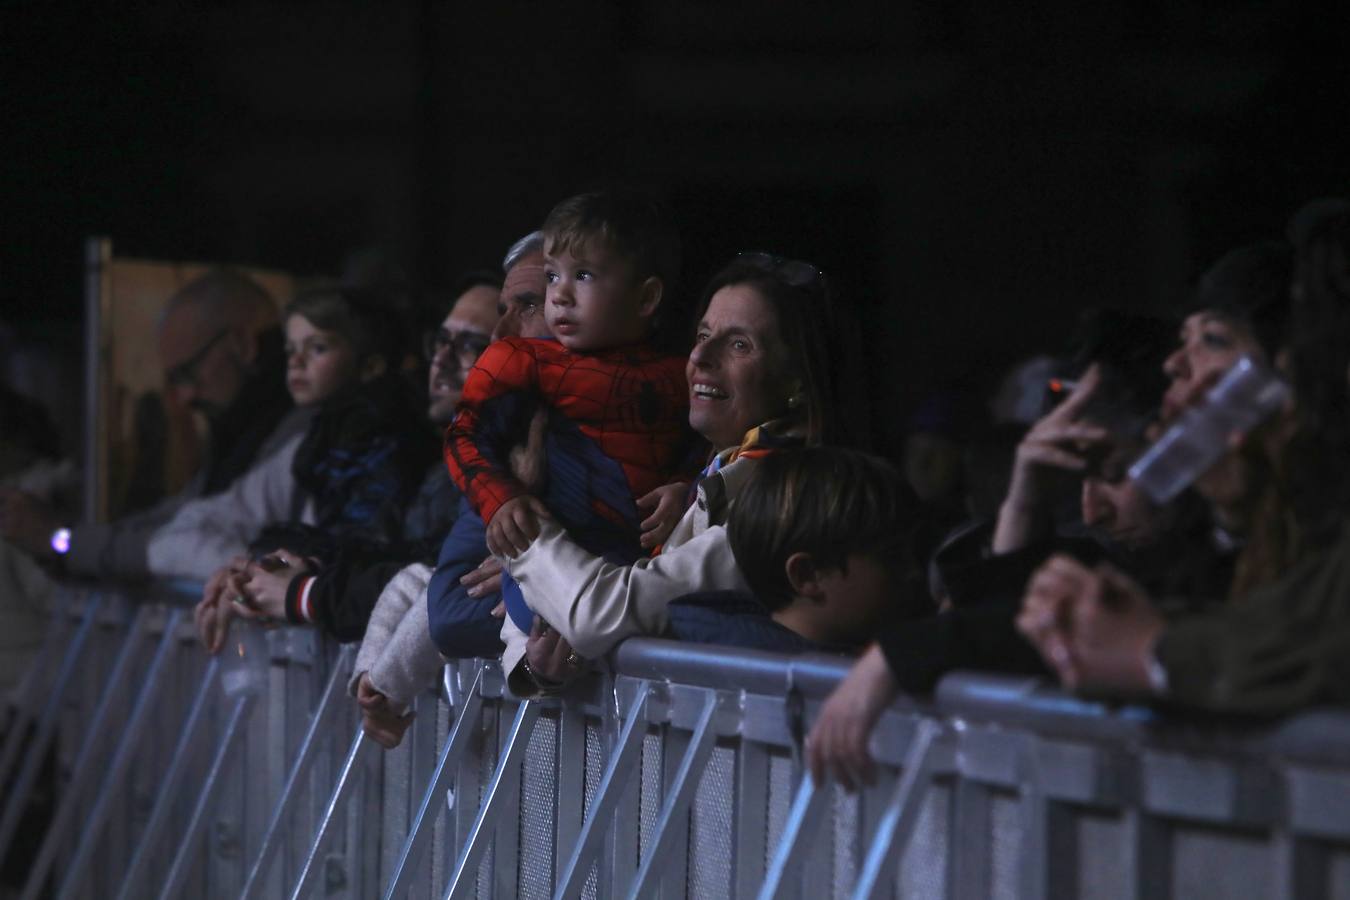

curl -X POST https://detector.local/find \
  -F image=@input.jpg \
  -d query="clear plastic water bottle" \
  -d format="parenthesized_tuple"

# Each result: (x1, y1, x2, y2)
(1128, 356, 1290, 505)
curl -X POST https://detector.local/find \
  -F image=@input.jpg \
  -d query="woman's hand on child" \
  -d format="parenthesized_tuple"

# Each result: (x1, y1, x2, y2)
(487, 495, 552, 557)
(525, 616, 585, 688)
(461, 556, 503, 598)
(636, 482, 688, 549)
(806, 644, 898, 792)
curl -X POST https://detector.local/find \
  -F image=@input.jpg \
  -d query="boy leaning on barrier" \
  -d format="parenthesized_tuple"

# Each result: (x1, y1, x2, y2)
(665, 446, 930, 653)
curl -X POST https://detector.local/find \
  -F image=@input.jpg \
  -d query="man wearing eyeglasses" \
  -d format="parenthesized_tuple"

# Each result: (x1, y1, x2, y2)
(198, 273, 505, 648)
(425, 273, 501, 425)
(0, 269, 309, 577)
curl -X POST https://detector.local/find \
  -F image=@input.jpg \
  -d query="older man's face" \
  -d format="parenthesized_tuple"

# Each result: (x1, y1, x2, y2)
(159, 303, 250, 423)
(427, 285, 501, 425)
(493, 250, 550, 342)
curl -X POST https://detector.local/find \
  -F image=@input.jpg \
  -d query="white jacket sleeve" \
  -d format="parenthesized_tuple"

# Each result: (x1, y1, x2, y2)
(146, 433, 309, 580)
(504, 518, 748, 661)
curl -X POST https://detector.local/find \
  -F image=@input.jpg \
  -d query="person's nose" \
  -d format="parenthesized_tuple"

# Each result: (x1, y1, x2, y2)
(688, 336, 717, 369)
(1163, 344, 1189, 383)
(550, 279, 574, 307)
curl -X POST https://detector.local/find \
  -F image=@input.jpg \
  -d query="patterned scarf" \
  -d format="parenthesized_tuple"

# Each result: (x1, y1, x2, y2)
(695, 417, 806, 486)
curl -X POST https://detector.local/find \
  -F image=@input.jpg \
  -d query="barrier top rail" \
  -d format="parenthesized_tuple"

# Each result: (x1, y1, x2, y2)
(56, 581, 1350, 770)
(612, 637, 1350, 769)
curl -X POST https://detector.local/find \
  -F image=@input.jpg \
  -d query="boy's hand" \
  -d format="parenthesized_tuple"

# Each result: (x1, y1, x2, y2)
(356, 672, 415, 749)
(242, 551, 309, 620)
(486, 495, 552, 558)
(636, 482, 688, 550)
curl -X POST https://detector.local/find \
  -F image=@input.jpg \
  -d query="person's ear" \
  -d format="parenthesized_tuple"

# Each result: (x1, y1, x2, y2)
(784, 551, 828, 603)
(638, 276, 664, 320)
(359, 355, 387, 383)
(786, 379, 806, 410)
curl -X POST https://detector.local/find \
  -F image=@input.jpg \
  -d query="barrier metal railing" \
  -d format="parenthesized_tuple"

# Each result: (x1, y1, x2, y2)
(4, 584, 1350, 899)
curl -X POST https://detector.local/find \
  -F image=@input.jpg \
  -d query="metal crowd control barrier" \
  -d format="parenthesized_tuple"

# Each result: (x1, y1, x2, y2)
(4, 584, 1350, 899)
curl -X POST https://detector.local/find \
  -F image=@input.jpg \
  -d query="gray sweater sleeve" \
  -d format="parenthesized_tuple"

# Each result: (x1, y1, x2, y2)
(350, 563, 446, 710)
(64, 489, 194, 579)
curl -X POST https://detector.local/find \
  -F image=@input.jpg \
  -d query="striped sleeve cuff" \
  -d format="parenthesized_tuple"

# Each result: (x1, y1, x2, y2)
(285, 575, 318, 624)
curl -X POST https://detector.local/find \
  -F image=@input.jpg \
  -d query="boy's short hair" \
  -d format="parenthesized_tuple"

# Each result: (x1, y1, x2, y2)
(284, 285, 404, 371)
(542, 188, 682, 298)
(728, 447, 919, 612)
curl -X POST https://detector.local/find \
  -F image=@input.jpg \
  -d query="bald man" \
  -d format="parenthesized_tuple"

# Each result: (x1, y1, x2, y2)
(0, 269, 311, 577)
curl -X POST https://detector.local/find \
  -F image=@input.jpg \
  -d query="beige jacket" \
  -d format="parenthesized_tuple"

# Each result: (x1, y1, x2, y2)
(500, 454, 757, 696)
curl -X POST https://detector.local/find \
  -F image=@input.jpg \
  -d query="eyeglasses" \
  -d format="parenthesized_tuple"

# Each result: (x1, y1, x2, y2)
(736, 251, 829, 291)
(165, 329, 230, 388)
(423, 328, 491, 363)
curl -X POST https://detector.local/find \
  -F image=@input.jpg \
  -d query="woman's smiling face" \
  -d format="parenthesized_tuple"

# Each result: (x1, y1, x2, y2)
(686, 283, 796, 449)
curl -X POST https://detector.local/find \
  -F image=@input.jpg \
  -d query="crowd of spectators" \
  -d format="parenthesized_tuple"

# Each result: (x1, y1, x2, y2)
(2, 189, 1349, 796)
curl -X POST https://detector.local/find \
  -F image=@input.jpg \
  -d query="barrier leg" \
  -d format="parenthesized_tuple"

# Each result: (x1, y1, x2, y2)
(9, 599, 145, 894)
(552, 681, 653, 900)
(756, 772, 833, 900)
(0, 590, 78, 791)
(48, 609, 185, 900)
(848, 718, 942, 900)
(382, 667, 485, 900)
(0, 593, 104, 861)
(113, 656, 222, 900)
(624, 691, 721, 900)
(154, 694, 257, 900)
(442, 699, 542, 900)
(238, 644, 355, 900)
(288, 728, 377, 900)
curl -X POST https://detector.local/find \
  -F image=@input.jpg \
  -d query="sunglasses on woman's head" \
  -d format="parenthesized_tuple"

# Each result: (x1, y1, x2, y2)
(736, 251, 828, 290)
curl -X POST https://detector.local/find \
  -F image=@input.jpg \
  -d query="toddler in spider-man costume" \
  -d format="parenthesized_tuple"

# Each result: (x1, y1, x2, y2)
(445, 190, 704, 636)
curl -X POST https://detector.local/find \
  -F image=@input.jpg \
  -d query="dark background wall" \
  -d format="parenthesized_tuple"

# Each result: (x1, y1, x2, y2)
(3, 0, 1347, 446)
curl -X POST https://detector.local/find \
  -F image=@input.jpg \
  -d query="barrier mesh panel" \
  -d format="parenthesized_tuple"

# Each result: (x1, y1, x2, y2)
(1331, 850, 1350, 900)
(765, 751, 794, 868)
(518, 713, 557, 900)
(989, 792, 1022, 900)
(832, 784, 859, 898)
(689, 743, 735, 897)
(639, 730, 662, 866)
(899, 780, 949, 899)
(1173, 827, 1271, 899)
(581, 720, 603, 900)
(1074, 808, 1127, 900)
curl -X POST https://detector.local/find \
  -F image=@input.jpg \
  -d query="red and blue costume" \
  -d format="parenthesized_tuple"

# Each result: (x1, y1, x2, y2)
(444, 336, 703, 631)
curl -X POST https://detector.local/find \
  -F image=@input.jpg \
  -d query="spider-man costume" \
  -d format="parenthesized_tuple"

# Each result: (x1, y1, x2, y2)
(444, 336, 703, 631)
